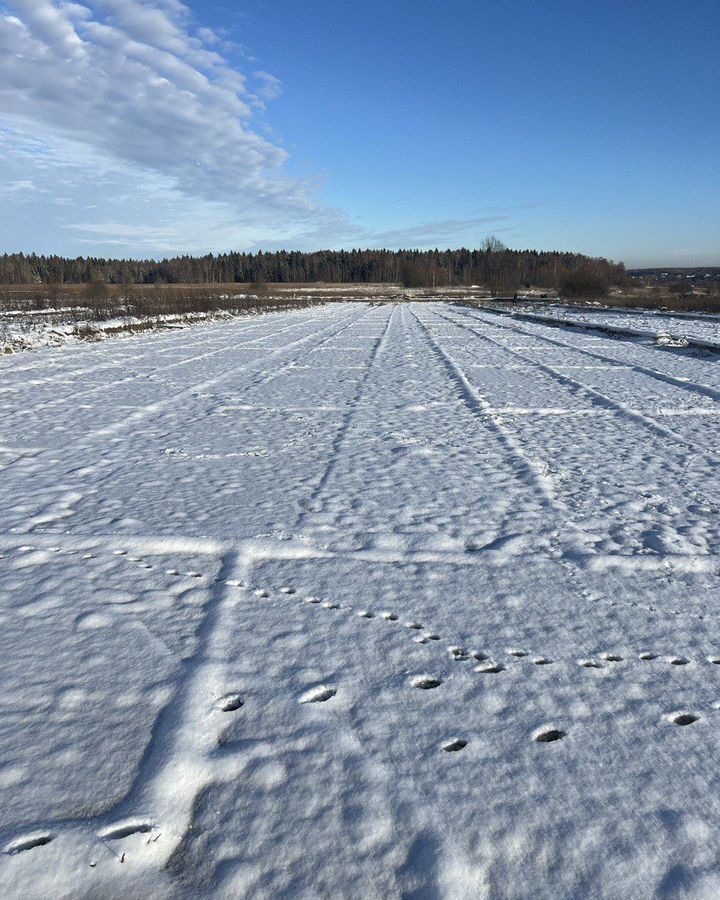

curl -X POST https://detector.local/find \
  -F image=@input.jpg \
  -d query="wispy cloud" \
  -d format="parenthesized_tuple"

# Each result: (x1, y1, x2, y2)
(0, 0, 310, 217)
(367, 217, 514, 248)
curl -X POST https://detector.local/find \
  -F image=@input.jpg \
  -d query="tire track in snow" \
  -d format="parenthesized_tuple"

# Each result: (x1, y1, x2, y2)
(0, 311, 348, 427)
(294, 305, 398, 531)
(464, 306, 720, 406)
(408, 305, 563, 513)
(434, 307, 720, 466)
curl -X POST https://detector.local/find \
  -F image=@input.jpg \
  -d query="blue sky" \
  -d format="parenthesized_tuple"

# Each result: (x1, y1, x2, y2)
(0, 0, 718, 265)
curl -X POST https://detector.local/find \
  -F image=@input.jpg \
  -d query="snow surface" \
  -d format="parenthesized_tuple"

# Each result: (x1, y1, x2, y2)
(3, 301, 720, 898)
(512, 304, 720, 348)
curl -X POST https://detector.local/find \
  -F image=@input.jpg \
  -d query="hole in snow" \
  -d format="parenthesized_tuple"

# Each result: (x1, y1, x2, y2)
(475, 661, 504, 674)
(217, 694, 244, 712)
(533, 657, 553, 666)
(299, 685, 337, 704)
(5, 833, 53, 854)
(443, 739, 467, 752)
(100, 822, 154, 841)
(507, 648, 529, 657)
(670, 712, 698, 726)
(381, 612, 399, 621)
(579, 659, 603, 669)
(411, 675, 442, 690)
(280, 586, 295, 594)
(357, 610, 373, 618)
(600, 653, 622, 662)
(405, 621, 423, 630)
(669, 657, 689, 666)
(534, 729, 566, 743)
(639, 651, 658, 660)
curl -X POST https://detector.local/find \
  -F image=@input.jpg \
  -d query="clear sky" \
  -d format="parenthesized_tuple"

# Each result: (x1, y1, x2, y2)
(0, 0, 718, 265)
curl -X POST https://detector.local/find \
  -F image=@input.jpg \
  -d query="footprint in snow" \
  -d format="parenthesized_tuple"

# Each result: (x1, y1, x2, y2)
(381, 612, 399, 621)
(99, 822, 154, 840)
(443, 739, 467, 752)
(506, 648, 529, 658)
(5, 833, 53, 854)
(639, 651, 658, 660)
(667, 712, 699, 726)
(534, 728, 566, 743)
(411, 675, 442, 690)
(669, 656, 689, 666)
(280, 586, 296, 594)
(299, 685, 337, 704)
(533, 657, 553, 666)
(579, 659, 603, 669)
(405, 621, 423, 630)
(357, 610, 374, 618)
(216, 693, 244, 712)
(475, 661, 504, 674)
(600, 652, 622, 662)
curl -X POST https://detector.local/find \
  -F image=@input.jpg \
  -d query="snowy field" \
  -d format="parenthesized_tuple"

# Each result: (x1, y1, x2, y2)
(508, 304, 720, 348)
(3, 301, 720, 898)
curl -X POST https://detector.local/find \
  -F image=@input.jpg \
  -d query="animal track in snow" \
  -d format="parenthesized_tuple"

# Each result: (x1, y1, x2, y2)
(99, 821, 154, 840)
(405, 621, 423, 630)
(533, 657, 553, 666)
(600, 652, 623, 662)
(5, 832, 53, 854)
(443, 739, 467, 752)
(381, 612, 399, 621)
(668, 712, 699, 726)
(669, 656, 689, 666)
(217, 693, 244, 712)
(357, 610, 373, 618)
(475, 661, 504, 674)
(506, 648, 529, 658)
(579, 659, 603, 669)
(411, 675, 442, 689)
(299, 685, 337, 704)
(639, 651, 658, 660)
(534, 728, 566, 743)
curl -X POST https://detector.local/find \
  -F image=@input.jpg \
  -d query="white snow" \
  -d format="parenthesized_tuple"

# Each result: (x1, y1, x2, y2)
(3, 301, 720, 897)
(508, 303, 720, 349)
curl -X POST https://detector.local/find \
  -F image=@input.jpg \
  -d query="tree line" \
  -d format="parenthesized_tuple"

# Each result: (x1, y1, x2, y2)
(0, 241, 626, 294)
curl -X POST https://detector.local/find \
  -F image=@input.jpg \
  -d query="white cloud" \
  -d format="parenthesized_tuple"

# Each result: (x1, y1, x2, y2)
(253, 71, 283, 102)
(0, 0, 312, 217)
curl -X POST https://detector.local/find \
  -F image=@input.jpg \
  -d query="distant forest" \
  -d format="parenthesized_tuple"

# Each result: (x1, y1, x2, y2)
(0, 241, 626, 295)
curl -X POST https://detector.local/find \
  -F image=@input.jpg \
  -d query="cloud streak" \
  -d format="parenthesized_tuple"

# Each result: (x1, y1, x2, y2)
(0, 0, 310, 217)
